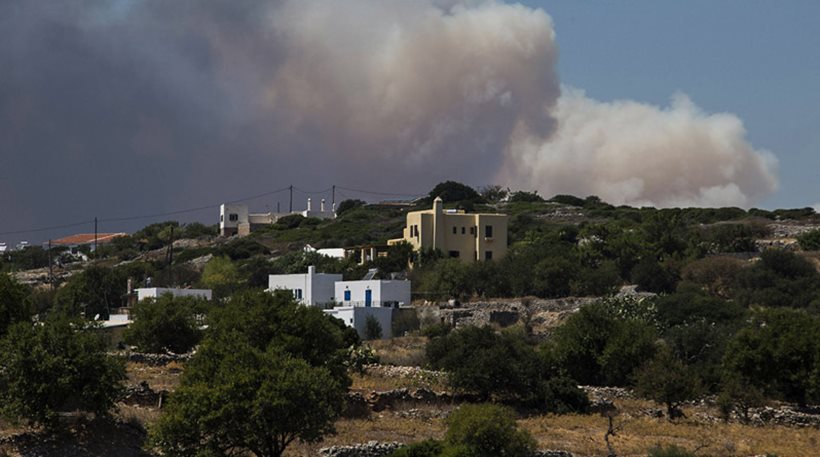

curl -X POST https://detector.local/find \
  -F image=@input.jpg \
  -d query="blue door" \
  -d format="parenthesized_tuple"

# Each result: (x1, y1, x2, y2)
(365, 289, 372, 307)
(344, 290, 351, 302)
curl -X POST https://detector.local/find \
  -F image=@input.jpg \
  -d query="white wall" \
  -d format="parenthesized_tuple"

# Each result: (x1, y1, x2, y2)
(219, 203, 249, 233)
(324, 306, 393, 339)
(136, 288, 213, 302)
(335, 280, 411, 308)
(267, 266, 342, 307)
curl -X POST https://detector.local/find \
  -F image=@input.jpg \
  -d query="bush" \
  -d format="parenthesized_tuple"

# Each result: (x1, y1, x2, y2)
(124, 294, 206, 354)
(798, 229, 820, 251)
(444, 404, 535, 457)
(391, 440, 444, 457)
(0, 318, 125, 426)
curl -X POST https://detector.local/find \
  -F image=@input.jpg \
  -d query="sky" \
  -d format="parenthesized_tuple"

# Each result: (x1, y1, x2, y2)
(1, 1, 819, 245)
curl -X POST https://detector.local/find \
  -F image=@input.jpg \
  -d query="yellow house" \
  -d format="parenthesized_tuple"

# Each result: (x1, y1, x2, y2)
(388, 197, 508, 262)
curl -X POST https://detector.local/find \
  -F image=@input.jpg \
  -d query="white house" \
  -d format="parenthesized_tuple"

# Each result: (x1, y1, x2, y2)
(267, 266, 342, 307)
(335, 279, 411, 308)
(324, 306, 393, 339)
(304, 244, 346, 260)
(220, 198, 336, 237)
(135, 287, 213, 302)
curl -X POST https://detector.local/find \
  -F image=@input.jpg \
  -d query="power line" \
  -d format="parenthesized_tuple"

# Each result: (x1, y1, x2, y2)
(292, 186, 333, 195)
(335, 185, 424, 198)
(0, 184, 423, 238)
(0, 186, 292, 237)
(0, 220, 93, 236)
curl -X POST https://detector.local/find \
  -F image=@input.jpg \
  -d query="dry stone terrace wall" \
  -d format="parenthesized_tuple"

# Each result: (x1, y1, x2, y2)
(420, 297, 598, 338)
(318, 442, 574, 457)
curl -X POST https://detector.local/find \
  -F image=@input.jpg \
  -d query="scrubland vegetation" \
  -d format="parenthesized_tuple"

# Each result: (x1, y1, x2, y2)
(2, 181, 820, 456)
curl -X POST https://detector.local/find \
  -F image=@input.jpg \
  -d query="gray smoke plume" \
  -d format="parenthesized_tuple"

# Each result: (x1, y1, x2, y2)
(0, 0, 778, 240)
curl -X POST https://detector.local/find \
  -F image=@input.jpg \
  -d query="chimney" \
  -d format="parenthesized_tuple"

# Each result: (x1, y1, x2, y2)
(307, 198, 312, 212)
(308, 265, 316, 275)
(127, 277, 133, 294)
(320, 198, 326, 212)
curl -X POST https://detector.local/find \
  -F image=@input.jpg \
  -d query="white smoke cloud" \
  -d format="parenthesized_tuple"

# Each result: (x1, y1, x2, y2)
(500, 89, 778, 207)
(258, 0, 560, 180)
(256, 0, 777, 207)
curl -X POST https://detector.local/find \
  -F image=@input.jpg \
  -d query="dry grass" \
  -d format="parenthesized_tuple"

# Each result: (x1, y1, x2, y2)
(284, 396, 820, 457)
(369, 336, 428, 367)
(125, 361, 184, 392)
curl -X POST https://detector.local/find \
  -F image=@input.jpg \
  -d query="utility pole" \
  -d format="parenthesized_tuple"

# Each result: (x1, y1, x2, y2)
(289, 185, 293, 213)
(93, 217, 98, 258)
(167, 225, 174, 286)
(48, 239, 53, 291)
(332, 185, 336, 209)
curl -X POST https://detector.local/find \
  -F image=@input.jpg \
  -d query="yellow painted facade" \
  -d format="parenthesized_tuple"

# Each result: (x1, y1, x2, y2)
(388, 197, 508, 262)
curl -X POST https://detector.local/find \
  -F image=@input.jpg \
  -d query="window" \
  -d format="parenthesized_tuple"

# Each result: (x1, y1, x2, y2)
(485, 251, 493, 260)
(448, 250, 460, 258)
(344, 290, 351, 301)
(220, 214, 224, 222)
(470, 226, 476, 236)
(414, 225, 419, 237)
(461, 227, 466, 235)
(452, 226, 457, 234)
(229, 213, 239, 222)
(485, 225, 493, 238)
(293, 289, 303, 300)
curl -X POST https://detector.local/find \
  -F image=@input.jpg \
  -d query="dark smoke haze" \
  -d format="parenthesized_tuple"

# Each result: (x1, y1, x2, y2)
(0, 1, 777, 242)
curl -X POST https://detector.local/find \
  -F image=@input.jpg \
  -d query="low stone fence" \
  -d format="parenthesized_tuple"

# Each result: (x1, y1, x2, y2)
(319, 442, 573, 457)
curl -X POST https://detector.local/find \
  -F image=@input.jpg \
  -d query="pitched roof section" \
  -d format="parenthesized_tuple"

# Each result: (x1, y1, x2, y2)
(52, 233, 128, 246)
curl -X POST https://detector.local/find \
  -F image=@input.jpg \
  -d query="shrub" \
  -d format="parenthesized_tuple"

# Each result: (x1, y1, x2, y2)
(444, 404, 535, 457)
(0, 318, 125, 426)
(124, 294, 205, 354)
(391, 440, 444, 457)
(798, 229, 820, 251)
(336, 199, 366, 216)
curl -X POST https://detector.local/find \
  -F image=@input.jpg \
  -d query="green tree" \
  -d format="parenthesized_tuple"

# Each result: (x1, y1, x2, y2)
(427, 326, 542, 403)
(0, 318, 125, 426)
(634, 346, 701, 419)
(200, 255, 242, 299)
(336, 199, 366, 216)
(152, 338, 344, 457)
(54, 265, 125, 319)
(426, 181, 483, 204)
(207, 290, 355, 384)
(427, 326, 588, 411)
(722, 308, 820, 405)
(444, 404, 535, 457)
(364, 315, 383, 340)
(547, 303, 657, 386)
(0, 274, 30, 337)
(124, 294, 206, 353)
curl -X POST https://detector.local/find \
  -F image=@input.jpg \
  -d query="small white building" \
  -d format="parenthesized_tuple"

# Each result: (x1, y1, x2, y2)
(324, 306, 393, 339)
(135, 287, 213, 302)
(304, 244, 346, 260)
(267, 266, 342, 307)
(220, 198, 336, 237)
(335, 279, 411, 308)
